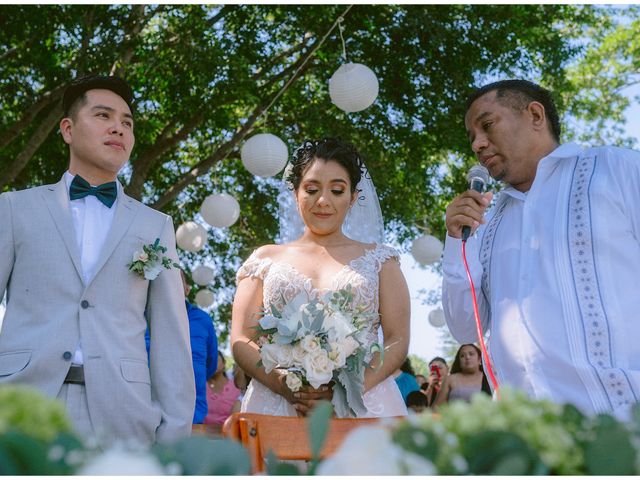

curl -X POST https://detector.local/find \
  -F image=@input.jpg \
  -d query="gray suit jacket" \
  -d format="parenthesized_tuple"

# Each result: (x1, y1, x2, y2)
(0, 178, 195, 444)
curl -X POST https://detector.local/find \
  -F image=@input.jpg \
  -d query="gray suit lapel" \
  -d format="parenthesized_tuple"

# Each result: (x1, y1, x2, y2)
(88, 188, 139, 287)
(43, 179, 84, 282)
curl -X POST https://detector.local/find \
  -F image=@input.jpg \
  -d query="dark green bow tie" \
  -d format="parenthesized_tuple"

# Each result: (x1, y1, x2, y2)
(69, 175, 117, 208)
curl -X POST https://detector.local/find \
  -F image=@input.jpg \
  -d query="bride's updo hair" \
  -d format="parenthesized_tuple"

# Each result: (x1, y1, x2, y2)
(287, 137, 364, 193)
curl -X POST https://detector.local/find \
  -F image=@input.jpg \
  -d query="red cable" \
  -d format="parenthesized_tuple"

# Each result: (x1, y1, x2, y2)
(461, 240, 500, 397)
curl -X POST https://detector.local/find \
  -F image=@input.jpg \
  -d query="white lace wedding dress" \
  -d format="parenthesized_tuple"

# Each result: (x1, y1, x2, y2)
(236, 243, 407, 418)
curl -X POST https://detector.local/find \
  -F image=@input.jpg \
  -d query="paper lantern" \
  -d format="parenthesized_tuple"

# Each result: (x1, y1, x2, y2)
(195, 289, 214, 308)
(429, 308, 446, 328)
(241, 133, 288, 178)
(192, 265, 214, 286)
(200, 193, 240, 228)
(329, 63, 379, 113)
(175, 221, 207, 252)
(411, 234, 444, 265)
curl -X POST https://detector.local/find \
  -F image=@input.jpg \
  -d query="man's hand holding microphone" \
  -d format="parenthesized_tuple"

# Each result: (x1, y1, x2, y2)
(445, 165, 492, 241)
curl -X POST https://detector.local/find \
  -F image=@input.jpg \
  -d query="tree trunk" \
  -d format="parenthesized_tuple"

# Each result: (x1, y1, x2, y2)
(0, 84, 66, 150)
(0, 101, 63, 190)
(126, 112, 204, 199)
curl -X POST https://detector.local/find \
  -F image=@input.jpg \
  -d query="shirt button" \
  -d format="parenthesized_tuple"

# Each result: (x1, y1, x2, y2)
(63, 351, 72, 360)
(81, 300, 90, 309)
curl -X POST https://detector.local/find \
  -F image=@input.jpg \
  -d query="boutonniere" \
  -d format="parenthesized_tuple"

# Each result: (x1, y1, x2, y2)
(128, 238, 180, 280)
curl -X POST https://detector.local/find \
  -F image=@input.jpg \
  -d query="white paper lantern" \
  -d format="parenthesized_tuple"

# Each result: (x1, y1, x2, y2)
(411, 234, 444, 265)
(192, 265, 214, 286)
(175, 221, 207, 252)
(195, 289, 214, 308)
(329, 62, 379, 113)
(429, 308, 446, 328)
(200, 193, 240, 228)
(241, 133, 288, 178)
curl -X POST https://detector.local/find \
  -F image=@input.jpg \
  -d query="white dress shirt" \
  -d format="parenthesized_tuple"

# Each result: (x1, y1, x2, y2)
(442, 143, 640, 420)
(64, 172, 118, 364)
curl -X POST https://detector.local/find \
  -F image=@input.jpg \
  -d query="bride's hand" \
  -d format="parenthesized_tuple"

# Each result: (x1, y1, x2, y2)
(292, 384, 334, 417)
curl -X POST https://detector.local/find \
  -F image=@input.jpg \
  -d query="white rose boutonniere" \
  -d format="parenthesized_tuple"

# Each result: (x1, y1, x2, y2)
(127, 238, 180, 280)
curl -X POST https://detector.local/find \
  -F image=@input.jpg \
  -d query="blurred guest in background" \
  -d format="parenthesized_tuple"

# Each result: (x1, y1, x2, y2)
(434, 344, 491, 407)
(423, 356, 449, 406)
(406, 390, 428, 415)
(204, 351, 241, 427)
(393, 357, 421, 403)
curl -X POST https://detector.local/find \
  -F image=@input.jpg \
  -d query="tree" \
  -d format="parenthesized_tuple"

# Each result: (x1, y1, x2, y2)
(564, 5, 640, 147)
(1, 4, 618, 339)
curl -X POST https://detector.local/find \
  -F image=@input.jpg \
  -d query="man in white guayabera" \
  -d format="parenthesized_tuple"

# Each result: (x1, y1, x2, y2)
(442, 79, 640, 420)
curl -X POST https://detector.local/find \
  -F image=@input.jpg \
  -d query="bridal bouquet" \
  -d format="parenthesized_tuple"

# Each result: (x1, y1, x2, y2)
(253, 285, 381, 417)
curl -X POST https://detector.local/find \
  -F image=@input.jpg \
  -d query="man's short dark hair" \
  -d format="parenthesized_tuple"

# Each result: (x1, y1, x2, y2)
(63, 74, 134, 118)
(465, 79, 561, 142)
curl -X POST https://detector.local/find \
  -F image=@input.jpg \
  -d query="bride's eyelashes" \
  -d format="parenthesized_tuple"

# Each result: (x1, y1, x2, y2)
(303, 188, 346, 195)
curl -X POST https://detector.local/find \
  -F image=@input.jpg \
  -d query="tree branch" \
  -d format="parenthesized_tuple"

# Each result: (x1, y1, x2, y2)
(110, 5, 149, 77)
(150, 63, 315, 211)
(0, 100, 63, 190)
(0, 83, 67, 150)
(151, 6, 353, 210)
(125, 112, 205, 199)
(252, 32, 313, 82)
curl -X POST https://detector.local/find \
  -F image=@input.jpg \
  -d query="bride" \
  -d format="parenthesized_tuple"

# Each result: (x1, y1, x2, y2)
(230, 138, 410, 417)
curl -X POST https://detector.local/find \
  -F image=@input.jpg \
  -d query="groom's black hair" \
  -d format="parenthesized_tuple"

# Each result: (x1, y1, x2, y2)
(63, 74, 134, 118)
(287, 137, 364, 193)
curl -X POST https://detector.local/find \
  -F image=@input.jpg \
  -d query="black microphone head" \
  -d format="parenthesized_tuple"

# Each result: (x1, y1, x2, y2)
(466, 164, 490, 184)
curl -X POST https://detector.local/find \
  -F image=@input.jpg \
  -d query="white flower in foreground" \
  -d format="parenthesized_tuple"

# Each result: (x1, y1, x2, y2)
(317, 425, 435, 475)
(77, 446, 166, 475)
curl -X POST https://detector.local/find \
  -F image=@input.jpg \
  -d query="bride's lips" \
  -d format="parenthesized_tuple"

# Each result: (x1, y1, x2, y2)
(313, 212, 333, 219)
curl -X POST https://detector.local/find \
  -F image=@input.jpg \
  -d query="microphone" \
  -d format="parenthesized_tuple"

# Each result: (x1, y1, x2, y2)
(462, 164, 490, 242)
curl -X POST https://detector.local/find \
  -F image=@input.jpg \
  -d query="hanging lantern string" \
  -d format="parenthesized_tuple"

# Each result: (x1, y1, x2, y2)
(338, 17, 347, 63)
(255, 4, 354, 126)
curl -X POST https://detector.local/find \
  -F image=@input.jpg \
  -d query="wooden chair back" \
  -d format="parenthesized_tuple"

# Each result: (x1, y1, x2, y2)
(221, 412, 396, 474)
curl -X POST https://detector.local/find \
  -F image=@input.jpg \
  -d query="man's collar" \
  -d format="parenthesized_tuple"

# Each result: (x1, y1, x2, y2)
(544, 142, 584, 160)
(500, 142, 585, 200)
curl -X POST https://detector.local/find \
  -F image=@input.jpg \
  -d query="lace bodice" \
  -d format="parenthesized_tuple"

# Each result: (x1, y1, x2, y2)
(237, 243, 399, 354)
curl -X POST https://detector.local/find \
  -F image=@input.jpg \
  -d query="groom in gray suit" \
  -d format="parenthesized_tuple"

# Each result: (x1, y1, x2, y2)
(0, 75, 195, 445)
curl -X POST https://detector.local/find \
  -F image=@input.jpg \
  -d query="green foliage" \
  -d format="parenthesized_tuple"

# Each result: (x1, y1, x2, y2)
(408, 353, 430, 376)
(316, 387, 640, 475)
(152, 436, 251, 475)
(0, 385, 73, 442)
(3, 4, 635, 341)
(307, 400, 334, 473)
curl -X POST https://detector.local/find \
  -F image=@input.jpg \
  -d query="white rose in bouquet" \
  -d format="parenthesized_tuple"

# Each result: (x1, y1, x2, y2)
(285, 372, 303, 392)
(300, 335, 321, 353)
(303, 349, 335, 388)
(325, 311, 356, 341)
(328, 336, 360, 369)
(292, 343, 306, 365)
(260, 343, 293, 373)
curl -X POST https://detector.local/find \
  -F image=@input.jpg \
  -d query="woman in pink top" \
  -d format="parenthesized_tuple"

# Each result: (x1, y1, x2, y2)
(204, 351, 241, 426)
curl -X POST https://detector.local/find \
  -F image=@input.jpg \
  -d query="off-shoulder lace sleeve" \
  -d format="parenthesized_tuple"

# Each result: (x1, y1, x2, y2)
(369, 244, 400, 272)
(236, 251, 273, 284)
